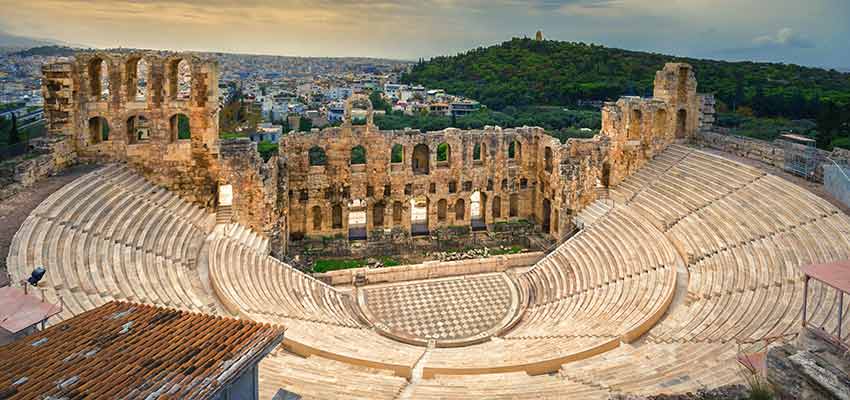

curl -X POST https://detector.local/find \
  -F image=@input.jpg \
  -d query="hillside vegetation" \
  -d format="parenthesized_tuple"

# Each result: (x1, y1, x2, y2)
(402, 38, 850, 120)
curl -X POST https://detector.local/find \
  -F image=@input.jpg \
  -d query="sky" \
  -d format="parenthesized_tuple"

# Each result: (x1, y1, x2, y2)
(0, 0, 848, 69)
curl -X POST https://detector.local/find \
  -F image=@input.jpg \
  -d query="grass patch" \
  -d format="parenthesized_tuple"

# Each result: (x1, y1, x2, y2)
(219, 132, 245, 140)
(313, 256, 401, 273)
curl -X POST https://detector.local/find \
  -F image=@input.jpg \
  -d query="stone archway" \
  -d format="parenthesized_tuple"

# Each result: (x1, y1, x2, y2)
(542, 198, 552, 234)
(412, 144, 430, 175)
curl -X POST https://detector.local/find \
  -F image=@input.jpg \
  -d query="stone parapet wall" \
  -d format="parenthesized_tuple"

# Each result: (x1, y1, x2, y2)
(0, 136, 78, 201)
(693, 130, 786, 168)
(313, 251, 544, 286)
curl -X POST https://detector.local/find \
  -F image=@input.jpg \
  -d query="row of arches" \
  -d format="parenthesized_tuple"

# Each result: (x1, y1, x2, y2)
(87, 57, 191, 102)
(626, 108, 688, 140)
(302, 191, 525, 241)
(305, 139, 525, 174)
(87, 114, 190, 144)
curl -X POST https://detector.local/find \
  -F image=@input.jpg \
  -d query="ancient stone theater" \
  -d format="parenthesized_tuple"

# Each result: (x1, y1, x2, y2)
(5, 51, 849, 399)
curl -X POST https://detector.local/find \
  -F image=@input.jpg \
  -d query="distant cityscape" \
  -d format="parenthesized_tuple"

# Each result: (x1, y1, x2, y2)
(0, 47, 483, 144)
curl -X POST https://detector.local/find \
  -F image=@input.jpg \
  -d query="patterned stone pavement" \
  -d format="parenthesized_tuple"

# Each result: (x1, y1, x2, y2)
(360, 274, 515, 342)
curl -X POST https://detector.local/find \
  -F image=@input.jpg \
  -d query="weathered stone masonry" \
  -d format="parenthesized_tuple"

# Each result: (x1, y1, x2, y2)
(42, 54, 711, 258)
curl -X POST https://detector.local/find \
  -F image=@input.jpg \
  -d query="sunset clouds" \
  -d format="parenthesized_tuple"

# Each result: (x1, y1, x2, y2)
(0, 0, 847, 68)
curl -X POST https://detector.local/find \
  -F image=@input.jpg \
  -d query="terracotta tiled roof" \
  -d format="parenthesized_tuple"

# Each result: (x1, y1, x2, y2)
(0, 301, 285, 399)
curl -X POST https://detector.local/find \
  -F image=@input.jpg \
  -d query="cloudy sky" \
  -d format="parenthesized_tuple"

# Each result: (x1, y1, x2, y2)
(0, 0, 848, 68)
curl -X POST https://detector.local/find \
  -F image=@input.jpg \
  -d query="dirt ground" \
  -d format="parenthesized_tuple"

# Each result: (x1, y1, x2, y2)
(0, 164, 98, 281)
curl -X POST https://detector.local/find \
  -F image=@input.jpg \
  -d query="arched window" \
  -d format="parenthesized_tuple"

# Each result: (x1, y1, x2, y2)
(509, 194, 519, 217)
(629, 109, 642, 140)
(168, 59, 191, 101)
(127, 115, 150, 144)
(454, 199, 465, 221)
(492, 195, 502, 218)
(410, 196, 429, 236)
(436, 142, 450, 163)
(508, 140, 520, 160)
(676, 109, 687, 139)
(332, 204, 343, 229)
(126, 57, 148, 102)
(309, 146, 327, 166)
(373, 201, 385, 227)
(412, 143, 429, 175)
(471, 191, 486, 231)
(501, 178, 508, 191)
(350, 145, 366, 165)
(391, 144, 403, 163)
(88, 117, 109, 143)
(348, 199, 367, 241)
(473, 143, 482, 161)
(170, 113, 190, 141)
(437, 199, 447, 221)
(393, 201, 403, 224)
(312, 205, 323, 230)
(544, 147, 553, 173)
(89, 58, 109, 101)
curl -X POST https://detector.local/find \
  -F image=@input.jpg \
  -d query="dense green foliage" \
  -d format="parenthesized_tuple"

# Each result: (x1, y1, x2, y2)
(402, 38, 850, 120)
(257, 140, 278, 161)
(350, 145, 366, 164)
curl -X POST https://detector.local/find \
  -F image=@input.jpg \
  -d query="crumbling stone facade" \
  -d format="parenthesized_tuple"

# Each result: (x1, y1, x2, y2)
(41, 51, 222, 205)
(42, 56, 710, 257)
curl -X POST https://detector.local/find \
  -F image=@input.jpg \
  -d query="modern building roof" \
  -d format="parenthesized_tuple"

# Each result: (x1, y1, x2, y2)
(0, 286, 61, 334)
(0, 301, 285, 399)
(800, 260, 850, 293)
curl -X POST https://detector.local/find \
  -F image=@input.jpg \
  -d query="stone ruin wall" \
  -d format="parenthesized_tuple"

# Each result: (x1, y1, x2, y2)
(41, 55, 709, 257)
(41, 51, 222, 206)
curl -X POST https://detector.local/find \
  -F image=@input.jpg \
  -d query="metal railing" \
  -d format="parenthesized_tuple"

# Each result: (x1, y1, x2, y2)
(823, 156, 850, 209)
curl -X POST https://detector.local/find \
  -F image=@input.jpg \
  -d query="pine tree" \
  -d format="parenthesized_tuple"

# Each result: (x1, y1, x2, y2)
(8, 114, 20, 144)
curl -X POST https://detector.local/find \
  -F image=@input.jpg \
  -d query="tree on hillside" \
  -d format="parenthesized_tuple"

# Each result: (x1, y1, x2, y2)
(7, 114, 20, 144)
(369, 90, 391, 113)
(298, 117, 313, 132)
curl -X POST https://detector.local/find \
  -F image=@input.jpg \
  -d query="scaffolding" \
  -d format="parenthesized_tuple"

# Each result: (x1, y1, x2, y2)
(781, 133, 820, 180)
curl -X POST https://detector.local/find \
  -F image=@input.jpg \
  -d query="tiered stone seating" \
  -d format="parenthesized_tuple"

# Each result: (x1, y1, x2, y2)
(216, 223, 270, 254)
(259, 350, 408, 400)
(6, 164, 216, 321)
(572, 198, 612, 227)
(407, 371, 608, 399)
(610, 144, 692, 203)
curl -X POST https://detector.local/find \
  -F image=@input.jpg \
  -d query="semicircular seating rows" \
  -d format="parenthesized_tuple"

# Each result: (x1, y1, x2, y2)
(6, 164, 217, 320)
(7, 144, 850, 399)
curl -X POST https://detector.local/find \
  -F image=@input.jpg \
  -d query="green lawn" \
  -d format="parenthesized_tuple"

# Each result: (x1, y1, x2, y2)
(313, 256, 401, 273)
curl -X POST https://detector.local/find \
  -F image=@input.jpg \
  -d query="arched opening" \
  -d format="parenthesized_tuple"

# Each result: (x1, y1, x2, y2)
(89, 58, 109, 101)
(473, 142, 482, 162)
(391, 144, 403, 163)
(169, 113, 190, 142)
(437, 199, 447, 221)
(412, 143, 429, 175)
(492, 195, 502, 219)
(126, 57, 148, 102)
(501, 179, 508, 191)
(309, 146, 327, 166)
(411, 196, 429, 236)
(676, 109, 687, 139)
(392, 201, 403, 225)
(454, 198, 465, 222)
(542, 198, 552, 234)
(509, 194, 519, 218)
(471, 191, 486, 231)
(436, 142, 450, 166)
(373, 201, 385, 227)
(127, 115, 150, 144)
(350, 145, 366, 165)
(348, 199, 367, 241)
(544, 146, 553, 173)
(332, 204, 343, 229)
(311, 205, 323, 231)
(88, 117, 109, 144)
(628, 109, 642, 140)
(508, 140, 521, 160)
(653, 109, 668, 136)
(168, 59, 191, 101)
